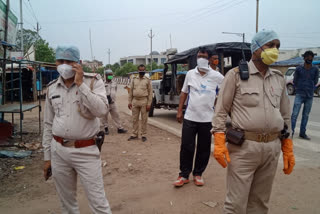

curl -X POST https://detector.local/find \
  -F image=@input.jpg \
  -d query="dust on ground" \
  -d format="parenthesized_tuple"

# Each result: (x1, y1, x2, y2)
(0, 109, 319, 214)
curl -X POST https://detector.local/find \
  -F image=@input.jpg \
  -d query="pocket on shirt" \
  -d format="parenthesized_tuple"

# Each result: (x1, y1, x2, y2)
(51, 97, 63, 116)
(268, 88, 282, 108)
(240, 88, 260, 107)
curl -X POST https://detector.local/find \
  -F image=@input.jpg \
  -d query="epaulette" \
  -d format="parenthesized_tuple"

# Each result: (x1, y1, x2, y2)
(270, 68, 284, 77)
(46, 78, 58, 87)
(84, 72, 101, 80)
(233, 67, 240, 73)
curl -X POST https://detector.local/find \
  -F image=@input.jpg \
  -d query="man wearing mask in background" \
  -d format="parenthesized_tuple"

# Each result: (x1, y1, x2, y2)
(209, 54, 220, 72)
(291, 50, 319, 140)
(42, 45, 112, 214)
(174, 47, 224, 187)
(128, 64, 153, 142)
(212, 30, 295, 214)
(100, 69, 127, 135)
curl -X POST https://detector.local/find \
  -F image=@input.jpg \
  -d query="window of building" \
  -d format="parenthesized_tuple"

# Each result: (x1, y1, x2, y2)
(161, 58, 166, 64)
(128, 59, 133, 63)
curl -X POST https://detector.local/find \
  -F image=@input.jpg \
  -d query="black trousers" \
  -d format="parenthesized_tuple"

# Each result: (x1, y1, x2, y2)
(179, 119, 212, 178)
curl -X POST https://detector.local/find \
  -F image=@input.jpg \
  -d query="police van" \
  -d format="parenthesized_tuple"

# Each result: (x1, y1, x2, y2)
(149, 42, 252, 117)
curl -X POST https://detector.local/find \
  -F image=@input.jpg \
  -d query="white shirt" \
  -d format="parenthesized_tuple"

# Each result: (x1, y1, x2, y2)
(182, 67, 224, 123)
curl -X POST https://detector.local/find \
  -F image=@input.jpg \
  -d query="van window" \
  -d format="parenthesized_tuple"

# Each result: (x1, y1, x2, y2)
(285, 69, 295, 76)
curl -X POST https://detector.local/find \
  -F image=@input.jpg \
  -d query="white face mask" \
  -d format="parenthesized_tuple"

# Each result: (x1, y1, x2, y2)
(57, 64, 75, 79)
(197, 58, 209, 73)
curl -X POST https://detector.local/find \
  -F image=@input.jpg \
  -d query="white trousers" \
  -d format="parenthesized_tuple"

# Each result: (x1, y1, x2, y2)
(100, 103, 123, 129)
(51, 139, 112, 214)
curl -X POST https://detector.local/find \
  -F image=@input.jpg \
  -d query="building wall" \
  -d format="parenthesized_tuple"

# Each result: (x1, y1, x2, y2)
(278, 47, 320, 61)
(120, 54, 167, 66)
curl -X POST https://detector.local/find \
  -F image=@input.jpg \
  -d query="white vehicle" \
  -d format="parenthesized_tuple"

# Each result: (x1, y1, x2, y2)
(284, 66, 320, 96)
(284, 67, 296, 95)
(149, 42, 252, 117)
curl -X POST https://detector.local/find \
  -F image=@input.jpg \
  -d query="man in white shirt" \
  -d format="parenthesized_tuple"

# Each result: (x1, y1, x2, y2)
(174, 47, 224, 187)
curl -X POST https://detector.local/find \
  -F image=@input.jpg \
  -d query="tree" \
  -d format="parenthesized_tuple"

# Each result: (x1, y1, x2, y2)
(16, 29, 41, 54)
(96, 67, 105, 76)
(16, 28, 55, 63)
(146, 62, 159, 71)
(114, 62, 137, 76)
(82, 65, 92, 73)
(35, 40, 55, 63)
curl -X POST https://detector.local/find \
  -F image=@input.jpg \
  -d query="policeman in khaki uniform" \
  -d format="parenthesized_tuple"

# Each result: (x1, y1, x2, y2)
(212, 30, 295, 214)
(42, 45, 112, 214)
(128, 64, 153, 142)
(100, 69, 127, 135)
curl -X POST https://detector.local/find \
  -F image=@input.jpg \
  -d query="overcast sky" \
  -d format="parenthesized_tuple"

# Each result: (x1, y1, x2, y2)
(9, 0, 320, 65)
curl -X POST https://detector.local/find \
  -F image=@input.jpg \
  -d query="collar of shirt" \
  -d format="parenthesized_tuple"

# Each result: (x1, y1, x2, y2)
(56, 76, 76, 89)
(248, 60, 273, 78)
(195, 66, 209, 77)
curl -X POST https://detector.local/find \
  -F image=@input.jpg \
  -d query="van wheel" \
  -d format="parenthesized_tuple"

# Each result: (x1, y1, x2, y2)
(148, 98, 155, 117)
(287, 84, 295, 95)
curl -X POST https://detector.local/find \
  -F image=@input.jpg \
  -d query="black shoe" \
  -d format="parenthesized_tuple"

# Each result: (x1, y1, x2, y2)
(118, 128, 128, 134)
(299, 134, 311, 140)
(128, 136, 138, 141)
(104, 127, 109, 135)
(142, 137, 147, 142)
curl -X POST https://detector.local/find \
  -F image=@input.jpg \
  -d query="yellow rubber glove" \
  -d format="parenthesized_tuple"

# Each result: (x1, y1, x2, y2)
(213, 133, 230, 168)
(281, 138, 295, 175)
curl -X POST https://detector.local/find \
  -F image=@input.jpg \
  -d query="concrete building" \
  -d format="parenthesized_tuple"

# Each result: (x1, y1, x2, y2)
(120, 51, 169, 66)
(278, 47, 320, 61)
(82, 60, 103, 70)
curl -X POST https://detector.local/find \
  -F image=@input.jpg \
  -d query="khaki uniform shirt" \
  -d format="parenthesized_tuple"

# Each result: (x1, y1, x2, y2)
(42, 73, 108, 161)
(212, 60, 291, 134)
(128, 76, 153, 106)
(105, 79, 117, 101)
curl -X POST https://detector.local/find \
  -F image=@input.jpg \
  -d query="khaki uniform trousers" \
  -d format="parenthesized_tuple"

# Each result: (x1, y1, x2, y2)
(224, 139, 281, 214)
(51, 139, 112, 214)
(100, 103, 123, 129)
(131, 97, 148, 137)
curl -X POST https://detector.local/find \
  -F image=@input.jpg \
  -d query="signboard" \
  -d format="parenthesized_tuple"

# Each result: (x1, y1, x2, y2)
(0, 0, 18, 45)
(9, 51, 23, 60)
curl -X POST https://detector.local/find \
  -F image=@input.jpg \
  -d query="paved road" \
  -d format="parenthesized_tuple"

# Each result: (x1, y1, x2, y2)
(116, 86, 320, 168)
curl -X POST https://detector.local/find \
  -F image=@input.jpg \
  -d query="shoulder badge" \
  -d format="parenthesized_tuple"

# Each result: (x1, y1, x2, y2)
(270, 68, 284, 77)
(233, 66, 240, 73)
(46, 78, 58, 87)
(83, 72, 101, 80)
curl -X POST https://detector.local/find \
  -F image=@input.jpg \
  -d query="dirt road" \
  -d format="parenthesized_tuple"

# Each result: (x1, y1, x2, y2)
(0, 90, 319, 213)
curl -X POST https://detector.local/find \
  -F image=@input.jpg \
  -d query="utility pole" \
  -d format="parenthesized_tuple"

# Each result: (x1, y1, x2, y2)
(20, 0, 23, 56)
(35, 22, 41, 38)
(89, 28, 93, 61)
(1, 0, 10, 106)
(107, 48, 111, 68)
(148, 29, 155, 71)
(222, 32, 245, 42)
(256, 0, 259, 33)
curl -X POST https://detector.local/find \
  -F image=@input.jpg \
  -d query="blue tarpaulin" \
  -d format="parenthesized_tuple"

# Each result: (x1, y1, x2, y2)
(0, 150, 32, 158)
(273, 56, 320, 66)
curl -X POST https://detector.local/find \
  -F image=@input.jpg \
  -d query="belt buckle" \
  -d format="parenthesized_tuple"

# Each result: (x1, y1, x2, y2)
(62, 139, 75, 146)
(258, 134, 269, 143)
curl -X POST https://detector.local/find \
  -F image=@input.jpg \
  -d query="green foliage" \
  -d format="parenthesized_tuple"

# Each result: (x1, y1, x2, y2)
(15, 28, 55, 63)
(82, 65, 92, 73)
(146, 62, 159, 71)
(16, 29, 41, 53)
(114, 62, 137, 76)
(96, 67, 105, 76)
(35, 40, 55, 63)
